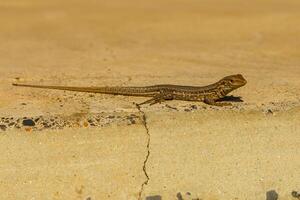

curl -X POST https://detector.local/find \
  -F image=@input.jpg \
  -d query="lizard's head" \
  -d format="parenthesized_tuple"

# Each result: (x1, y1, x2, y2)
(218, 74, 247, 93)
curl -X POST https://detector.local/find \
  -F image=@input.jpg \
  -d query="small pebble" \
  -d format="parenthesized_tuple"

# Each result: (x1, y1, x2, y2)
(292, 191, 300, 199)
(266, 190, 278, 200)
(191, 105, 197, 110)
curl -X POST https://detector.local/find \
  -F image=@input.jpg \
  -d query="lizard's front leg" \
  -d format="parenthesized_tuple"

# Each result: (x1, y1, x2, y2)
(139, 93, 173, 106)
(204, 98, 232, 107)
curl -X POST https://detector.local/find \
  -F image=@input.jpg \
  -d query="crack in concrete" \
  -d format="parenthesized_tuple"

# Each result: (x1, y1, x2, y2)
(136, 103, 150, 200)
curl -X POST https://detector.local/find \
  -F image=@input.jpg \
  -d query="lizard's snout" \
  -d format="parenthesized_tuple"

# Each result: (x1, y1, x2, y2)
(235, 74, 247, 86)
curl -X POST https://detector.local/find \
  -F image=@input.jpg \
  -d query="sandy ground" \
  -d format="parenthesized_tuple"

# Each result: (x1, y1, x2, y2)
(0, 0, 300, 199)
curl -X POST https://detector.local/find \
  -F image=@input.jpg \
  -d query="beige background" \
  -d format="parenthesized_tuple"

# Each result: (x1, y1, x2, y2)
(0, 0, 300, 199)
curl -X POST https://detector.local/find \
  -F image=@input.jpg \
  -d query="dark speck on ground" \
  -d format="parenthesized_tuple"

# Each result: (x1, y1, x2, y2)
(176, 192, 184, 200)
(266, 190, 278, 200)
(146, 195, 162, 200)
(34, 118, 40, 122)
(191, 105, 197, 110)
(292, 191, 300, 199)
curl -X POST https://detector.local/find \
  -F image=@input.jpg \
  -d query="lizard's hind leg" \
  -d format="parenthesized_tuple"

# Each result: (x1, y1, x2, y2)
(138, 93, 173, 106)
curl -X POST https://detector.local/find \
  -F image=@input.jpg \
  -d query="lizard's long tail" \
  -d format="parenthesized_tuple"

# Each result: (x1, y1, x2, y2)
(12, 83, 157, 97)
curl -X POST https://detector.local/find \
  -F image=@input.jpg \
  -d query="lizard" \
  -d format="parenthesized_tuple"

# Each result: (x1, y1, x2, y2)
(12, 74, 247, 106)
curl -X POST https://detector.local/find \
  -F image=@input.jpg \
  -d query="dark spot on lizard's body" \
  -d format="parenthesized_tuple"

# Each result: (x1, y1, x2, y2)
(42, 122, 50, 128)
(0, 125, 7, 131)
(8, 122, 15, 127)
(34, 117, 40, 122)
(22, 119, 35, 126)
(266, 109, 273, 115)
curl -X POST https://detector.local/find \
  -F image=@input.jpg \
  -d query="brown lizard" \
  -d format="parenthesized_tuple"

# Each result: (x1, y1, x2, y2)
(12, 74, 247, 106)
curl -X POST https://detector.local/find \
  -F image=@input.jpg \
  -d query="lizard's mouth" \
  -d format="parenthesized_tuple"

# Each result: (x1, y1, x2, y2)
(241, 79, 247, 86)
(235, 74, 247, 87)
(234, 81, 247, 89)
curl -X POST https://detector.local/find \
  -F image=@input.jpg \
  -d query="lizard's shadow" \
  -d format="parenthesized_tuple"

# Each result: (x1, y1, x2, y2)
(217, 95, 243, 102)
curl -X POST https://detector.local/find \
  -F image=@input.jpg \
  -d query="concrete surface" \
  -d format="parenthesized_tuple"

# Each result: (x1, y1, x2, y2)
(0, 0, 300, 199)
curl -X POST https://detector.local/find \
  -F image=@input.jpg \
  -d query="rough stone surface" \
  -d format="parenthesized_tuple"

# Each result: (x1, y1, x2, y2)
(0, 0, 300, 199)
